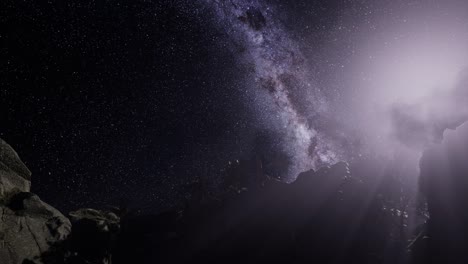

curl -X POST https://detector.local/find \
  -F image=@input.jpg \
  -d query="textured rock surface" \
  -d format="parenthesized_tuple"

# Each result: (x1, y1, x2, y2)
(0, 139, 31, 197)
(0, 139, 71, 264)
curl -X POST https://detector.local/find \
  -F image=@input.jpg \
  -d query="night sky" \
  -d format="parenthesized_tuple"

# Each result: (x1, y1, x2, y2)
(2, 0, 468, 213)
(2, 0, 248, 211)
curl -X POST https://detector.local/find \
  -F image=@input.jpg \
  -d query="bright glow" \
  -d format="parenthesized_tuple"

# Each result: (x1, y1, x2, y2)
(347, 15, 468, 156)
(362, 30, 466, 106)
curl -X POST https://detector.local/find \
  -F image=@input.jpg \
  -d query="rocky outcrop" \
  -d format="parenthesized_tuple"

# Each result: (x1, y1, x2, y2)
(38, 208, 121, 264)
(67, 208, 120, 264)
(69, 208, 120, 232)
(0, 139, 31, 198)
(0, 137, 420, 263)
(0, 139, 71, 264)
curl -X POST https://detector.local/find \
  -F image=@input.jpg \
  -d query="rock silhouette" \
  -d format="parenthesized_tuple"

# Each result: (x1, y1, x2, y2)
(418, 122, 468, 263)
(6, 132, 468, 263)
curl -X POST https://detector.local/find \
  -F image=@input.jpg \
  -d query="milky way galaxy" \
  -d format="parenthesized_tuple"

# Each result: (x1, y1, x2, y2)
(4, 0, 468, 215)
(204, 0, 468, 180)
(204, 0, 343, 179)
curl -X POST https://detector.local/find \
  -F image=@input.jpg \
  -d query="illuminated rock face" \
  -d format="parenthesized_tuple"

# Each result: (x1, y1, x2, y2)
(0, 138, 71, 264)
(0, 139, 31, 197)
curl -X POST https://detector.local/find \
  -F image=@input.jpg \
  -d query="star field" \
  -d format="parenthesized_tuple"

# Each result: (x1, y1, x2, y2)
(1, 0, 255, 212)
(3, 0, 468, 212)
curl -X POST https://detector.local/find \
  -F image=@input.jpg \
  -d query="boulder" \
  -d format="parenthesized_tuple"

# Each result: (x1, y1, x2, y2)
(0, 192, 71, 264)
(0, 139, 71, 264)
(0, 139, 31, 198)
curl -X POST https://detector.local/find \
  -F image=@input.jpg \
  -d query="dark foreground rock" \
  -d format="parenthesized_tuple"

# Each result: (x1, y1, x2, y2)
(67, 208, 120, 263)
(110, 160, 415, 264)
(172, 161, 408, 264)
(417, 122, 468, 263)
(0, 137, 421, 264)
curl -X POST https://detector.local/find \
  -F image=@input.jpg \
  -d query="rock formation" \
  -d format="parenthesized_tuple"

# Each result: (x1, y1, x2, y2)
(0, 137, 422, 263)
(0, 139, 31, 197)
(67, 208, 120, 264)
(0, 139, 71, 264)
